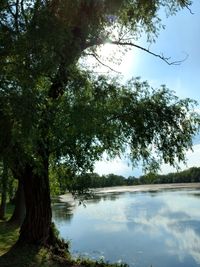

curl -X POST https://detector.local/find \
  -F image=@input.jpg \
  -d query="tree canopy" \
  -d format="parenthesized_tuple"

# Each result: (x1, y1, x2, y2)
(1, 26, 199, 171)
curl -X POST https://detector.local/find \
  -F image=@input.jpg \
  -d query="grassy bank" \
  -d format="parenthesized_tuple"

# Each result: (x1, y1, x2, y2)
(0, 203, 19, 256)
(0, 222, 19, 256)
(0, 237, 127, 267)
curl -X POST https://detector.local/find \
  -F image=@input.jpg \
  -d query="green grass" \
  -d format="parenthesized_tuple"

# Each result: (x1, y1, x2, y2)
(0, 242, 128, 267)
(0, 244, 69, 267)
(0, 222, 19, 256)
(0, 203, 19, 256)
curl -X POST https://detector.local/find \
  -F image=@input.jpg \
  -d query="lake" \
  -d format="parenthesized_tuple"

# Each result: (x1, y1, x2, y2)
(52, 185, 200, 267)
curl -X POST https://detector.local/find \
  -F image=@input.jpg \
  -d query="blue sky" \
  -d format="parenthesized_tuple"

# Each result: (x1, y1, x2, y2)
(124, 0, 200, 102)
(94, 1, 200, 177)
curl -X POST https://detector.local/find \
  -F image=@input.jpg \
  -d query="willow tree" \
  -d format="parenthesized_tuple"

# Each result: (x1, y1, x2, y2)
(0, 0, 199, 247)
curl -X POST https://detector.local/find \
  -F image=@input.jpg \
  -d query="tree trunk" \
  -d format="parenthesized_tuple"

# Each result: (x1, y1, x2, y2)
(17, 155, 54, 245)
(9, 180, 26, 226)
(0, 160, 8, 220)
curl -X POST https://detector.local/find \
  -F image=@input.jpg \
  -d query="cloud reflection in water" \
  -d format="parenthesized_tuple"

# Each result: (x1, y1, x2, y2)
(123, 191, 200, 265)
(53, 189, 200, 267)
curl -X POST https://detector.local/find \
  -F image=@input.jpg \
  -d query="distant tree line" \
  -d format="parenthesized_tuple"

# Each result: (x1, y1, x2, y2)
(2, 166, 200, 219)
(48, 166, 200, 195)
(142, 167, 200, 184)
(49, 169, 129, 195)
(75, 167, 200, 189)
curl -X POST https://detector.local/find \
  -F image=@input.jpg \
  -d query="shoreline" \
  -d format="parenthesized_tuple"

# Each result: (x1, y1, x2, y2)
(94, 182, 200, 193)
(59, 183, 200, 203)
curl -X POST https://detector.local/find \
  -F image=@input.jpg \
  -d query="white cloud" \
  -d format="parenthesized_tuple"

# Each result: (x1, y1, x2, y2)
(94, 156, 135, 177)
(131, 199, 200, 265)
(133, 211, 200, 264)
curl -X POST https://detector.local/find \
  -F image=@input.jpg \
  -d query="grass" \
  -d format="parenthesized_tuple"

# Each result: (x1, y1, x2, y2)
(0, 203, 19, 256)
(0, 244, 69, 267)
(0, 222, 19, 256)
(0, 242, 128, 267)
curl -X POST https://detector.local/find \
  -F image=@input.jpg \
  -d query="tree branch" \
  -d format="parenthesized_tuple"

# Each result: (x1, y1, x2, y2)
(185, 4, 194, 15)
(84, 36, 188, 66)
(6, 0, 20, 33)
(84, 52, 121, 73)
(109, 40, 188, 65)
(20, 0, 28, 27)
(15, 0, 20, 33)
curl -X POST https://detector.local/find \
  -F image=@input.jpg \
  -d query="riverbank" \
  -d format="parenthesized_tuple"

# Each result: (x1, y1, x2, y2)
(59, 183, 200, 203)
(95, 182, 200, 193)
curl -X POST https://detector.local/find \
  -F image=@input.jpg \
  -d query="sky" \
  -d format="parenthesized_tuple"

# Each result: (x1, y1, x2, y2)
(94, 0, 200, 178)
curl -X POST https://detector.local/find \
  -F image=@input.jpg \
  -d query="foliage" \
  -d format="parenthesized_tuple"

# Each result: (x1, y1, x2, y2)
(0, 203, 14, 222)
(0, 163, 16, 203)
(71, 173, 127, 191)
(0, 0, 198, 175)
(49, 163, 74, 196)
(131, 166, 200, 185)
(0, 160, 17, 221)
(152, 167, 200, 184)
(46, 73, 199, 174)
(52, 166, 200, 193)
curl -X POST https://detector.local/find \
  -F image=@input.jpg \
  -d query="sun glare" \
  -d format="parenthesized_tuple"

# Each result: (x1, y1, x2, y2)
(80, 42, 139, 77)
(98, 43, 116, 58)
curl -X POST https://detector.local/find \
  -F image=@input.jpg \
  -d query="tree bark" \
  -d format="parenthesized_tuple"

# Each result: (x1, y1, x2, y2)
(17, 154, 53, 245)
(9, 179, 26, 226)
(0, 160, 8, 220)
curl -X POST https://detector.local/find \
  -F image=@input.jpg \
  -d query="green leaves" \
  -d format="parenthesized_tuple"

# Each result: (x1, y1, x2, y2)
(0, 0, 197, 176)
(46, 69, 200, 172)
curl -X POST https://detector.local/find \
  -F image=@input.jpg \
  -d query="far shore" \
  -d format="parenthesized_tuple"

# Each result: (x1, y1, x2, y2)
(94, 182, 200, 193)
(59, 183, 200, 203)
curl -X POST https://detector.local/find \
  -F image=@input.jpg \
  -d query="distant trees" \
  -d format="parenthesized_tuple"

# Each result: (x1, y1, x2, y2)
(155, 167, 200, 184)
(49, 167, 200, 194)
(71, 173, 127, 191)
(133, 167, 200, 185)
(49, 166, 129, 195)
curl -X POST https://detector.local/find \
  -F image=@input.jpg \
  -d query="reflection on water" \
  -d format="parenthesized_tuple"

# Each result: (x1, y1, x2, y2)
(52, 189, 200, 267)
(52, 201, 74, 223)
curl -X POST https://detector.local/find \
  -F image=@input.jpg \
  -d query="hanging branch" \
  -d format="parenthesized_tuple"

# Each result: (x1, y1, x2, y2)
(84, 35, 188, 66)
(6, 0, 20, 33)
(84, 52, 121, 73)
(109, 40, 189, 65)
(20, 0, 29, 27)
(185, 4, 194, 15)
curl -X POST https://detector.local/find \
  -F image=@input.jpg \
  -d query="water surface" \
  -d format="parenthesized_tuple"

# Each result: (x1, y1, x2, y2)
(52, 188, 200, 267)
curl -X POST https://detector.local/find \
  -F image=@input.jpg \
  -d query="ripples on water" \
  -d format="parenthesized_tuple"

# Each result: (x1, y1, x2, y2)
(52, 188, 200, 267)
